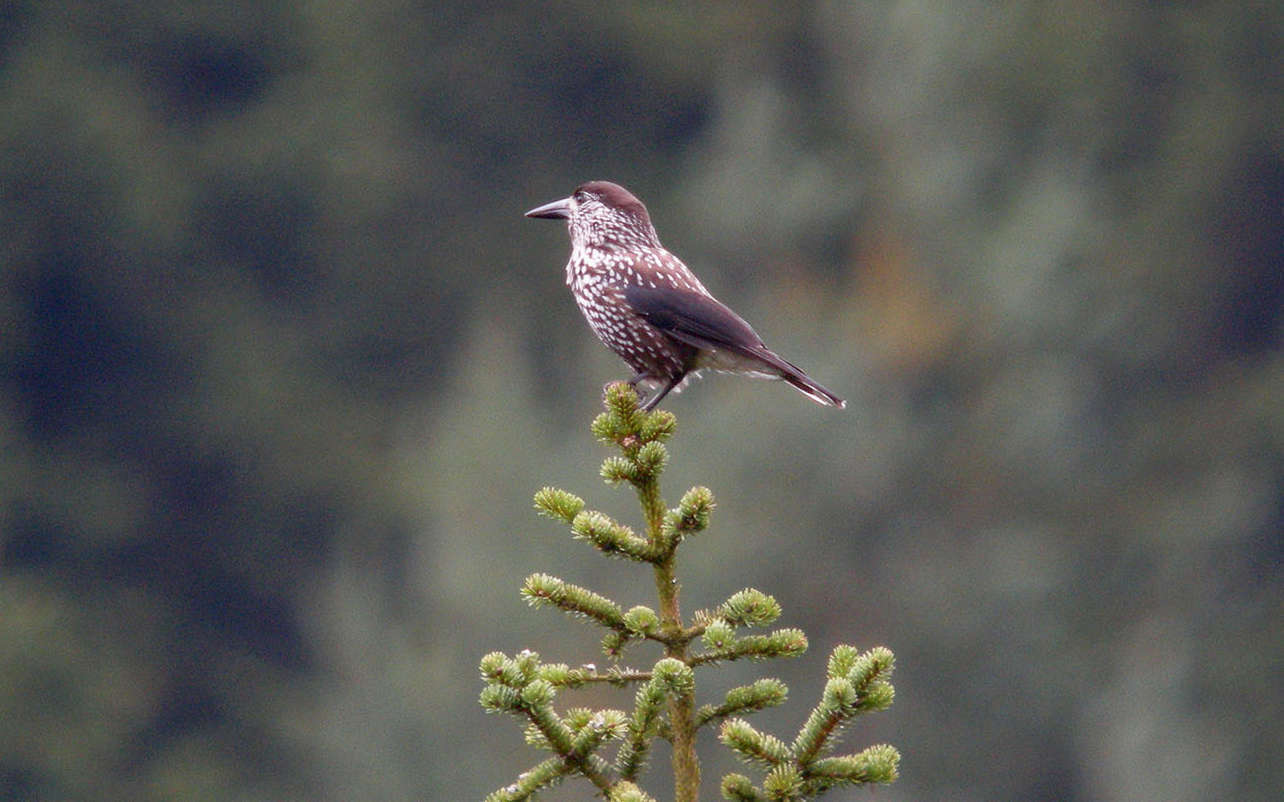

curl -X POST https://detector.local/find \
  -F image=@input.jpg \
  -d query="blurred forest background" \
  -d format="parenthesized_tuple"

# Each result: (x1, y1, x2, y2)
(2, 1, 1280, 800)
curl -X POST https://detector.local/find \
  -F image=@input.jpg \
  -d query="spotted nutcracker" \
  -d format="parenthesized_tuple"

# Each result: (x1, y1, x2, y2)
(526, 180, 845, 411)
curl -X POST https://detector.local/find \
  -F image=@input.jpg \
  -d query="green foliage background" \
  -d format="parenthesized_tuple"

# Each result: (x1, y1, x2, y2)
(2, 2, 1279, 799)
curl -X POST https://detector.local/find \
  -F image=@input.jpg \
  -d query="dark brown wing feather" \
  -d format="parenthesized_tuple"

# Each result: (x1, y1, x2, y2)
(623, 283, 846, 407)
(624, 284, 766, 353)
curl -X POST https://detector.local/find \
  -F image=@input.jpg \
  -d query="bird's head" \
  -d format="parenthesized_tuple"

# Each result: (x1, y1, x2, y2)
(525, 181, 660, 249)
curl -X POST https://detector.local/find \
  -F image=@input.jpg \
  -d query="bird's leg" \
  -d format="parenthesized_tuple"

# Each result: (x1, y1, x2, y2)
(624, 371, 649, 389)
(639, 374, 683, 411)
(605, 372, 650, 407)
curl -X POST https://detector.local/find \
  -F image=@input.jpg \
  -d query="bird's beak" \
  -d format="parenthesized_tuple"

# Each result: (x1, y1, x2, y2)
(525, 196, 572, 220)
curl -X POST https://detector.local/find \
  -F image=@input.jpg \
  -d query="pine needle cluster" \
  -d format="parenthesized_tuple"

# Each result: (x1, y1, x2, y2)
(479, 383, 899, 801)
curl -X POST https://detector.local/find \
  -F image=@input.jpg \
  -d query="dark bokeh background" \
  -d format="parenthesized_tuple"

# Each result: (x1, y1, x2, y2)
(2, 3, 1280, 800)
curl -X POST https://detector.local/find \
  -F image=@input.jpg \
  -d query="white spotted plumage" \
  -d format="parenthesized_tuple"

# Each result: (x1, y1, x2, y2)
(528, 180, 845, 411)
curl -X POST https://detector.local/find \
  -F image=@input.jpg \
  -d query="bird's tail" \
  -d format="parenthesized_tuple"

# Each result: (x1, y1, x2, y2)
(782, 370, 846, 408)
(741, 347, 846, 408)
(700, 340, 846, 408)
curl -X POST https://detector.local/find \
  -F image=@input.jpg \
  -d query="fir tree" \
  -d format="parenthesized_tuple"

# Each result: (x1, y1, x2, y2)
(480, 384, 899, 801)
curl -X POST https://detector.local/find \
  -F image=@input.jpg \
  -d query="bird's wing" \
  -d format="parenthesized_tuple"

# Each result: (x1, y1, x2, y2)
(623, 283, 770, 356)
(625, 282, 845, 406)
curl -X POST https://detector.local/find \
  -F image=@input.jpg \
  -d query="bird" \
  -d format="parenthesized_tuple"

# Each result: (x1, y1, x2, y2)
(525, 180, 845, 411)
